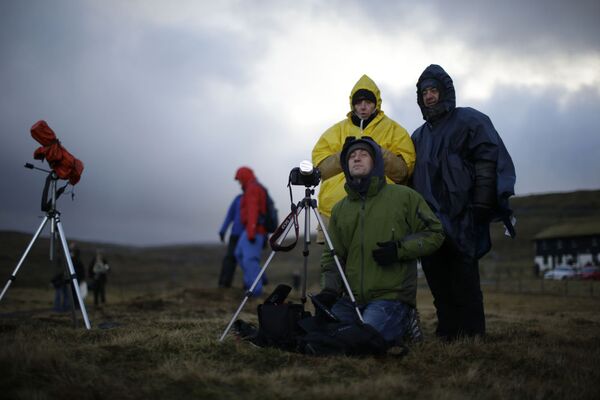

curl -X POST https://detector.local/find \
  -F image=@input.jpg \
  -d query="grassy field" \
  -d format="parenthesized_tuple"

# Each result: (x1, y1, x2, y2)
(1, 284, 599, 400)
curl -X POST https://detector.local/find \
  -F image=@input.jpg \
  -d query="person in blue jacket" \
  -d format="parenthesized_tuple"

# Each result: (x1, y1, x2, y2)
(218, 194, 244, 288)
(411, 64, 516, 341)
(219, 180, 269, 290)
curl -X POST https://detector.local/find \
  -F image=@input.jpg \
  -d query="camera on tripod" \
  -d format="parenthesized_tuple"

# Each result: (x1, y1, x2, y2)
(289, 160, 321, 187)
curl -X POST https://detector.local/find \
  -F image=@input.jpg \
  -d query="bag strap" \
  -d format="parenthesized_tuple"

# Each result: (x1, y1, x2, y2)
(269, 204, 299, 252)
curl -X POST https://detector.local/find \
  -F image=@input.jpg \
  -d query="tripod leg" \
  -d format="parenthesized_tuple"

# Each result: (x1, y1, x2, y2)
(219, 204, 304, 342)
(55, 220, 92, 330)
(219, 247, 282, 342)
(301, 199, 311, 304)
(312, 207, 364, 323)
(0, 217, 49, 302)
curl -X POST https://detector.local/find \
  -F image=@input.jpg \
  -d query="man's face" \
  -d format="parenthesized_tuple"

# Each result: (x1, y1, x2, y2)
(353, 100, 376, 120)
(422, 87, 440, 107)
(348, 149, 373, 178)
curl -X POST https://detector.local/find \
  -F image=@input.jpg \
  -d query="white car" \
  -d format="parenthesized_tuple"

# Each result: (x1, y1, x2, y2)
(543, 266, 577, 280)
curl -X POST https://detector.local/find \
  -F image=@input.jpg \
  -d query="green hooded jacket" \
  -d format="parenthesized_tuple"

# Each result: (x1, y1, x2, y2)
(320, 138, 444, 307)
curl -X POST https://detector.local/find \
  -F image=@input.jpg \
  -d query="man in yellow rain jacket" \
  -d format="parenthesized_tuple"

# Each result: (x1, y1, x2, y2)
(312, 75, 416, 242)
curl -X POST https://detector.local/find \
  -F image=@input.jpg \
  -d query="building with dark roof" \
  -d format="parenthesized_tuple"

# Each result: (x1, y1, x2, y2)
(534, 219, 600, 272)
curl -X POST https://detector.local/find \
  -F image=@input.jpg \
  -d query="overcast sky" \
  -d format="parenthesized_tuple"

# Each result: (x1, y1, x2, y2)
(1, 0, 599, 246)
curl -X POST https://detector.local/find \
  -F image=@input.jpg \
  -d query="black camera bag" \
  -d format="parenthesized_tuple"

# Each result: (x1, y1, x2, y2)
(256, 302, 309, 350)
(297, 320, 389, 356)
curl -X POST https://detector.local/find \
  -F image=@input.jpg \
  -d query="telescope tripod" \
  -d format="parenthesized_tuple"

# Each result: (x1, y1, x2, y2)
(0, 170, 91, 329)
(219, 187, 363, 342)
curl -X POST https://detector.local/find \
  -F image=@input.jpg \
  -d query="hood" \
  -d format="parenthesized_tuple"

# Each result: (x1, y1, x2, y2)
(349, 74, 382, 112)
(234, 166, 256, 189)
(340, 136, 385, 196)
(416, 64, 456, 122)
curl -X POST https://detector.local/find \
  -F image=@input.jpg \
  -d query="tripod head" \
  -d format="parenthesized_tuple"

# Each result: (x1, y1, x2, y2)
(24, 162, 68, 213)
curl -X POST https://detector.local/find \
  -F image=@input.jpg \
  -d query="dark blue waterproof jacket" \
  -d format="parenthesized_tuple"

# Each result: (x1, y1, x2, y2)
(411, 64, 516, 258)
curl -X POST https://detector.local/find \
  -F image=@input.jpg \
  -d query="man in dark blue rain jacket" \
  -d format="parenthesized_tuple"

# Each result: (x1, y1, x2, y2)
(411, 64, 516, 341)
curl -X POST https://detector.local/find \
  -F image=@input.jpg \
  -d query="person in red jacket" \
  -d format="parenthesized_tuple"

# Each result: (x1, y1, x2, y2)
(233, 166, 268, 296)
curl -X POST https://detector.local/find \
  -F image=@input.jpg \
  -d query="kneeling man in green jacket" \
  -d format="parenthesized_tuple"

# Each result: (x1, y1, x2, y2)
(316, 136, 445, 345)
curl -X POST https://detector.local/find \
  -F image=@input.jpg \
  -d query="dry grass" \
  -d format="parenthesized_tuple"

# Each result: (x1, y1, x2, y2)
(2, 196, 600, 400)
(1, 286, 599, 400)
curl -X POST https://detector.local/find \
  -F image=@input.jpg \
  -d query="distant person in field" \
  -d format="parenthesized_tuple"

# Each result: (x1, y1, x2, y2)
(218, 194, 244, 288)
(315, 137, 444, 345)
(219, 193, 268, 289)
(411, 64, 516, 341)
(51, 269, 70, 312)
(68, 241, 86, 308)
(51, 242, 86, 312)
(89, 249, 110, 307)
(311, 74, 416, 244)
(233, 167, 270, 296)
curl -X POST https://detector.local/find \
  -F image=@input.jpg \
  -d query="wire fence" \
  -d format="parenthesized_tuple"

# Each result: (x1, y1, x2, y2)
(483, 276, 600, 297)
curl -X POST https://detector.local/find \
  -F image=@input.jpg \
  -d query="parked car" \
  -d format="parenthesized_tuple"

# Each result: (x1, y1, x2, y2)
(543, 266, 577, 280)
(580, 266, 600, 280)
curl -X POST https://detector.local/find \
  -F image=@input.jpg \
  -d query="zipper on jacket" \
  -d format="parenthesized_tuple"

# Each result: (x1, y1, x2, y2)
(360, 195, 366, 303)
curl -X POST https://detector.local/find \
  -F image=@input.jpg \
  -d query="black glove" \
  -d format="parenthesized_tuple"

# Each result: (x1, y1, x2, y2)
(372, 240, 400, 266)
(219, 232, 225, 242)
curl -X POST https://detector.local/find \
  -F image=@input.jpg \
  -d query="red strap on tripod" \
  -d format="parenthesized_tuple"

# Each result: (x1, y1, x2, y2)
(269, 207, 300, 252)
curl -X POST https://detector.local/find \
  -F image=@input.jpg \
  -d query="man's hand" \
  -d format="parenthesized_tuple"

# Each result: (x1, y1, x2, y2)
(219, 232, 225, 242)
(372, 241, 400, 266)
(381, 148, 408, 184)
(318, 152, 343, 180)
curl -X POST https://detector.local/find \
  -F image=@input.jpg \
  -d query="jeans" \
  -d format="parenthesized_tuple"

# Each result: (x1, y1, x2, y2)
(331, 297, 411, 343)
(53, 285, 70, 312)
(234, 231, 266, 296)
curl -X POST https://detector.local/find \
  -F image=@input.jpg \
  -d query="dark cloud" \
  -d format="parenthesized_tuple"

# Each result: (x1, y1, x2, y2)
(352, 0, 600, 54)
(489, 84, 600, 194)
(437, 0, 600, 53)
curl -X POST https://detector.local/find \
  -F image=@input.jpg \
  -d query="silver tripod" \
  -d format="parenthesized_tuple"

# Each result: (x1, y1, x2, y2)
(0, 167, 91, 329)
(219, 186, 363, 342)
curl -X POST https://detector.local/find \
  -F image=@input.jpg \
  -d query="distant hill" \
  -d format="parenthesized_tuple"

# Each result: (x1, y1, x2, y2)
(0, 230, 319, 290)
(1, 189, 599, 287)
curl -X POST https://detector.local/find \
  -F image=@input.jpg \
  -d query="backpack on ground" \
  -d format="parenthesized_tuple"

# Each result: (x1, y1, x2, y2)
(297, 319, 390, 356)
(233, 284, 309, 350)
